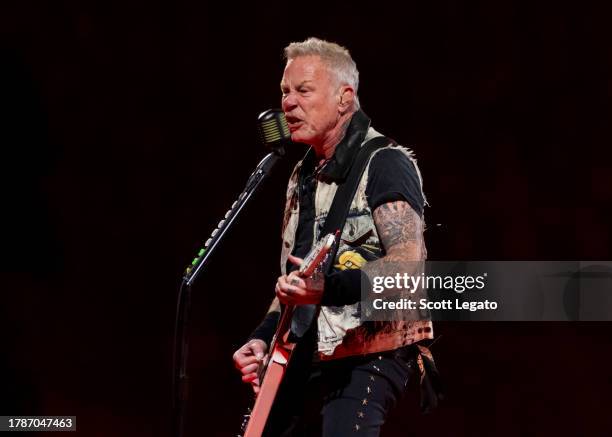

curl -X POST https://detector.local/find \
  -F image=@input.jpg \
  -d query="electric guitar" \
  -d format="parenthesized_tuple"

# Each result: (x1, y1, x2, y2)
(238, 232, 337, 437)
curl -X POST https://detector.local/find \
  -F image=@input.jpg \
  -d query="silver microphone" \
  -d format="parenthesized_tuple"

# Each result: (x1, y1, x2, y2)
(257, 109, 291, 154)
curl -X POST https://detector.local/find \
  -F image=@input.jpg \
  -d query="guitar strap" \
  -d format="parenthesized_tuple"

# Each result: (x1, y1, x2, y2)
(290, 135, 394, 339)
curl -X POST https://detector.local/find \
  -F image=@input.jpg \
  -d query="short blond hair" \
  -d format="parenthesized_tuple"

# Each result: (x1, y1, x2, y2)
(284, 37, 360, 109)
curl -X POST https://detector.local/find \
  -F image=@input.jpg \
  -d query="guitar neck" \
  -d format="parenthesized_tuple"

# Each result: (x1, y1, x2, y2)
(257, 304, 294, 380)
(240, 233, 337, 437)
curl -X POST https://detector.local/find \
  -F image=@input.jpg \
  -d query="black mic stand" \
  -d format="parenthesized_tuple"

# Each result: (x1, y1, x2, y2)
(172, 145, 285, 437)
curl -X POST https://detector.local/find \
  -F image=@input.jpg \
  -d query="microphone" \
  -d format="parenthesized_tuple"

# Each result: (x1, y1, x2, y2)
(176, 109, 290, 437)
(183, 109, 289, 281)
(257, 109, 291, 155)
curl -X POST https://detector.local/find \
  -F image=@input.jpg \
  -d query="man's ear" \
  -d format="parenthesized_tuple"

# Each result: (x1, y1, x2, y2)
(338, 85, 355, 113)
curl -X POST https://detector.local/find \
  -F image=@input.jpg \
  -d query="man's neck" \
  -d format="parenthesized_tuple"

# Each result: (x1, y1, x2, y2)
(312, 111, 355, 159)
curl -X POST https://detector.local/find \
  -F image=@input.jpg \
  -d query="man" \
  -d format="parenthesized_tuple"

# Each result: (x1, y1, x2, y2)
(233, 38, 438, 436)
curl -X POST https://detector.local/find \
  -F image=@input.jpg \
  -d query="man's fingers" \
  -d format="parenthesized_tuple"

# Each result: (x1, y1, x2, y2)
(276, 273, 322, 305)
(277, 275, 290, 289)
(277, 276, 312, 305)
(287, 274, 306, 288)
(276, 289, 293, 305)
(234, 354, 260, 368)
(248, 340, 266, 360)
(240, 363, 259, 375)
(278, 276, 305, 294)
(242, 372, 257, 383)
(233, 340, 266, 368)
(276, 284, 304, 304)
(287, 254, 304, 267)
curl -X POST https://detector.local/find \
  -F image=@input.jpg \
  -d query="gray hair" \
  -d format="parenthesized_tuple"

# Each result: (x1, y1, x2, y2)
(284, 37, 360, 110)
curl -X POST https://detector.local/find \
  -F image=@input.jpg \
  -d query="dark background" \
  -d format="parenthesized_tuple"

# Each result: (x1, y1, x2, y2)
(1, 1, 611, 436)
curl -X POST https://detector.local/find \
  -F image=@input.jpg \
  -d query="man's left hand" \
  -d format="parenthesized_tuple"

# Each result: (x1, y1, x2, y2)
(275, 254, 324, 305)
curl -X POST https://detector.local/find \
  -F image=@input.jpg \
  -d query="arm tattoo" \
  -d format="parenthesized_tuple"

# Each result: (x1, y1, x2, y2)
(360, 201, 429, 323)
(374, 201, 421, 249)
(362, 200, 425, 280)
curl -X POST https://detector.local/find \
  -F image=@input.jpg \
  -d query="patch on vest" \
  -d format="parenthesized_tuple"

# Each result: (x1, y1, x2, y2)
(335, 250, 367, 270)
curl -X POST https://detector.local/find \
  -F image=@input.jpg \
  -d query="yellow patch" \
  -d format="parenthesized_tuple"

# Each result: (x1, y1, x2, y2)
(335, 251, 367, 270)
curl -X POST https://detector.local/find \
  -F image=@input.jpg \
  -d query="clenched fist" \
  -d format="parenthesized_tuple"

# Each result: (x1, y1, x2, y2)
(233, 339, 268, 394)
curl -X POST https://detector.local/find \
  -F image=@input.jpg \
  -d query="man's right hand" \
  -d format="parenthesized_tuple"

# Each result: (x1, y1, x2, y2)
(232, 339, 268, 394)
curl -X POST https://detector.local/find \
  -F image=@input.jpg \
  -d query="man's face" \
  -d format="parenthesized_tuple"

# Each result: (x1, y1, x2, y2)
(280, 55, 341, 145)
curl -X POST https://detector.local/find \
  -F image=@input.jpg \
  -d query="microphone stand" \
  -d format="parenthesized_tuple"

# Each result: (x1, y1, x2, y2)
(172, 146, 285, 437)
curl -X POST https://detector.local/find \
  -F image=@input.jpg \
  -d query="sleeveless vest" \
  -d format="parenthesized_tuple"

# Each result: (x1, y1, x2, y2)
(280, 117, 434, 360)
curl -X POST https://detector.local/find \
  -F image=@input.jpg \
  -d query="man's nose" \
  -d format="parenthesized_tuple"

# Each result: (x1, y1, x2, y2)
(282, 93, 298, 112)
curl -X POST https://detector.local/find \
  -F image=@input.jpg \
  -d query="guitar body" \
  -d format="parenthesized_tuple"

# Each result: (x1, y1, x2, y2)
(239, 233, 336, 437)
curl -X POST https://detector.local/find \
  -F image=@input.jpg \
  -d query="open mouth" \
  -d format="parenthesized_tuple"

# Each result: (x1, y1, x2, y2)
(285, 115, 303, 131)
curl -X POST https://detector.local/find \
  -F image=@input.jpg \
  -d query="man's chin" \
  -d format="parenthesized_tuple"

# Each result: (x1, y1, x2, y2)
(290, 133, 304, 143)
(291, 131, 313, 145)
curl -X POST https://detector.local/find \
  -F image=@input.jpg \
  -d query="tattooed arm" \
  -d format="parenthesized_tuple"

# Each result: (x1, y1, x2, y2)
(362, 200, 426, 280)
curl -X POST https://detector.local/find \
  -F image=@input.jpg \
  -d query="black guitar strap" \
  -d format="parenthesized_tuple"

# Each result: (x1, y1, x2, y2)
(319, 135, 395, 273)
(290, 135, 394, 338)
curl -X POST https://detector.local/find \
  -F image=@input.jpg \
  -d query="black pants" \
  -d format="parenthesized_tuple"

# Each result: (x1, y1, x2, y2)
(263, 340, 417, 437)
